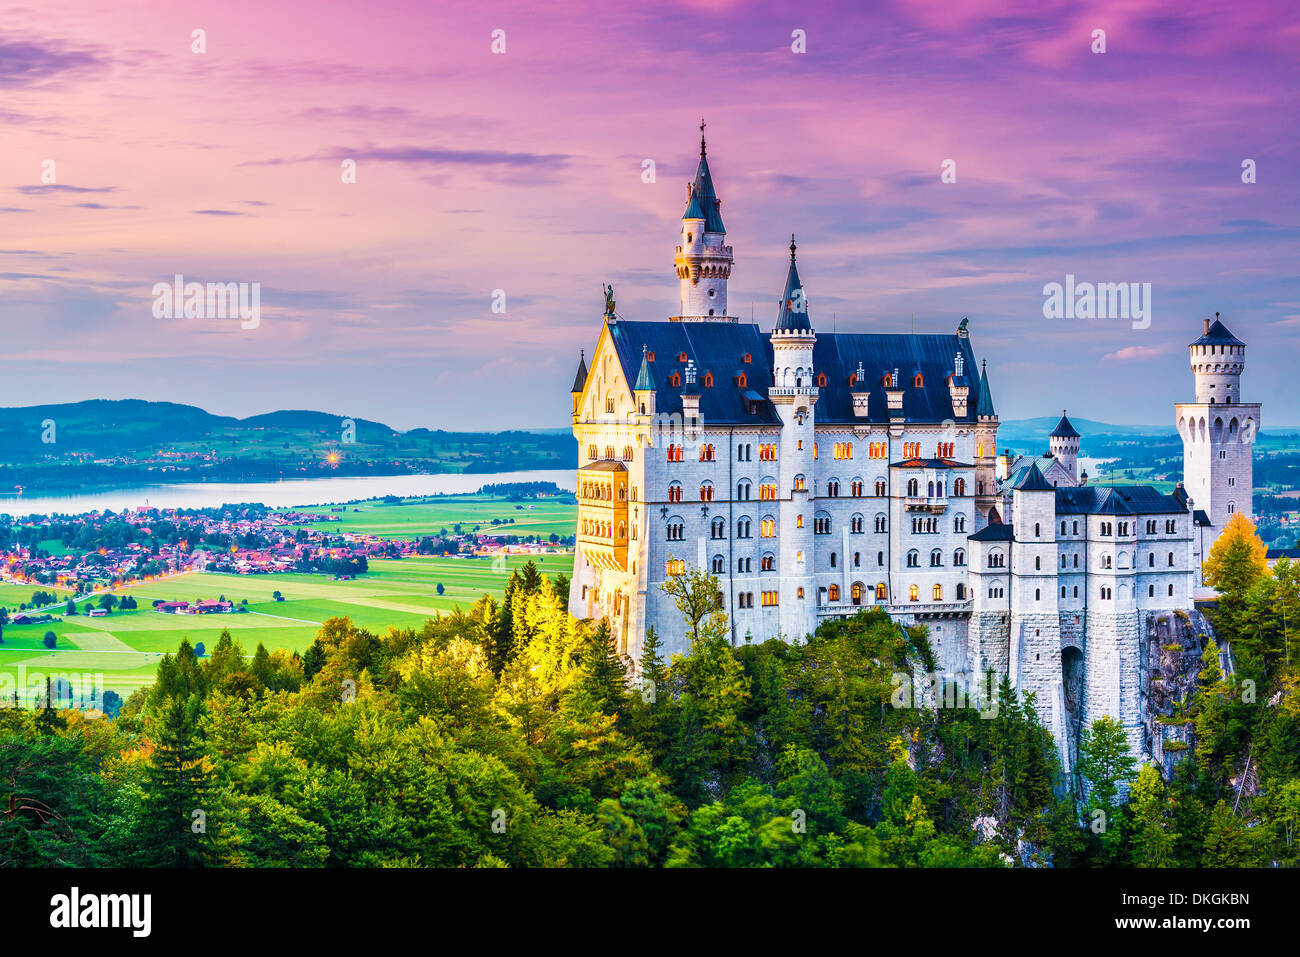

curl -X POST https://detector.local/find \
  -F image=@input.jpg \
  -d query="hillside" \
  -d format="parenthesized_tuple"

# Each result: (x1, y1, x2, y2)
(0, 399, 577, 492)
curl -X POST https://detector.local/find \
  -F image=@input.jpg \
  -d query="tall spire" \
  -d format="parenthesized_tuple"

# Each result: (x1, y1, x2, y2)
(684, 127, 724, 233)
(699, 117, 707, 156)
(775, 234, 811, 333)
(976, 358, 996, 417)
(674, 124, 733, 320)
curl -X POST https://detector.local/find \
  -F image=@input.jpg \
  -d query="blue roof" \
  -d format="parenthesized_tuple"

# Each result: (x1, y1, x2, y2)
(1050, 411, 1079, 438)
(634, 347, 654, 391)
(685, 153, 725, 233)
(606, 320, 988, 426)
(571, 351, 588, 392)
(1055, 485, 1187, 516)
(1190, 317, 1244, 348)
(976, 359, 996, 417)
(1013, 461, 1055, 492)
(776, 244, 812, 332)
(970, 521, 1014, 542)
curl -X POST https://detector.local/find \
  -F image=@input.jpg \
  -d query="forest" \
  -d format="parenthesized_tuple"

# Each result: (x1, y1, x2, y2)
(1, 516, 1297, 867)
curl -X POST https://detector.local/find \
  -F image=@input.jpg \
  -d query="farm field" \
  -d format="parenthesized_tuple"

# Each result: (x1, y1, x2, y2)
(0, 553, 573, 703)
(289, 494, 576, 543)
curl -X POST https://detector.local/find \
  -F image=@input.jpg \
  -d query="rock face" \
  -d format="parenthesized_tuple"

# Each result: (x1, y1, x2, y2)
(1141, 609, 1215, 776)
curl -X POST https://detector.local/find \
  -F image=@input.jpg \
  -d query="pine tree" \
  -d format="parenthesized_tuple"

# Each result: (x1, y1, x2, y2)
(139, 694, 215, 867)
(578, 620, 628, 717)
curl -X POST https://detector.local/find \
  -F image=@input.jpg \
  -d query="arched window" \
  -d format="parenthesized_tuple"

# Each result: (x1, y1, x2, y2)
(1168, 551, 1175, 566)
(954, 548, 966, 566)
(930, 548, 943, 567)
(712, 555, 725, 574)
(711, 518, 726, 539)
(906, 549, 919, 567)
(1034, 522, 1041, 537)
(699, 482, 714, 502)
(954, 478, 966, 496)
(828, 584, 840, 602)
(907, 478, 919, 496)
(851, 583, 863, 604)
(909, 584, 919, 602)
(956, 583, 965, 600)
(830, 552, 838, 568)
(668, 482, 682, 503)
(875, 479, 886, 496)
(932, 584, 942, 601)
(876, 583, 888, 600)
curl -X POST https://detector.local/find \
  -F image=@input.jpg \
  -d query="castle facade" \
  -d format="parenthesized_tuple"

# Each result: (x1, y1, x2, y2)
(567, 133, 1256, 767)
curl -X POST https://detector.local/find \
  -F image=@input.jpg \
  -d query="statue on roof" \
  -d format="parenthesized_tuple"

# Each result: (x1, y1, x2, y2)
(957, 317, 969, 337)
(602, 283, 616, 318)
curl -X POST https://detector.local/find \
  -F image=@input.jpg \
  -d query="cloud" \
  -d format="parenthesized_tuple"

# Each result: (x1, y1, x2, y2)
(242, 145, 571, 170)
(1102, 345, 1170, 361)
(193, 209, 246, 216)
(16, 184, 116, 195)
(0, 38, 105, 87)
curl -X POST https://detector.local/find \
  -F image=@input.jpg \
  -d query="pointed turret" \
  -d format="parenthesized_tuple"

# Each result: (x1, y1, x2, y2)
(775, 235, 812, 333)
(634, 345, 655, 392)
(1050, 410, 1079, 439)
(976, 358, 996, 418)
(1048, 409, 1081, 483)
(570, 349, 588, 420)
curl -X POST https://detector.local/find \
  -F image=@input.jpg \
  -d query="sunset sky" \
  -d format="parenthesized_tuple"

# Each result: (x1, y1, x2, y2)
(2, 0, 1298, 431)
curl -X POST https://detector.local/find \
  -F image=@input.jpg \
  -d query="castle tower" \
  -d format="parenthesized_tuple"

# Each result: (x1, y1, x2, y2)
(1175, 314, 1260, 550)
(1049, 410, 1080, 483)
(674, 122, 734, 322)
(768, 236, 818, 641)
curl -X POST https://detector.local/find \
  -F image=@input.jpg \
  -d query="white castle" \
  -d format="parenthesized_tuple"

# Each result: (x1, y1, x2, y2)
(567, 131, 1257, 766)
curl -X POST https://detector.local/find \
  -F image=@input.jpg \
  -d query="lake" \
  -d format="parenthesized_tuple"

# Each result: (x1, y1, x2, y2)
(0, 469, 577, 517)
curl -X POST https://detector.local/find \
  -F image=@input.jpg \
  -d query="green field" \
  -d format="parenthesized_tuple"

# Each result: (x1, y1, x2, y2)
(289, 494, 575, 542)
(0, 554, 573, 702)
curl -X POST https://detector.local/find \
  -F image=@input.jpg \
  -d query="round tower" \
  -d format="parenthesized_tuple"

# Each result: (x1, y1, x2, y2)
(674, 122, 734, 321)
(1190, 313, 1245, 404)
(1048, 410, 1080, 483)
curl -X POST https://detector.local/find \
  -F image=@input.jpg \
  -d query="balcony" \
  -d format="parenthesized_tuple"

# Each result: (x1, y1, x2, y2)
(768, 386, 819, 398)
(904, 496, 948, 513)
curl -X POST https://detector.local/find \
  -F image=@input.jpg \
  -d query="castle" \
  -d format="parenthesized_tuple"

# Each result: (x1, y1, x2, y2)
(567, 131, 1258, 767)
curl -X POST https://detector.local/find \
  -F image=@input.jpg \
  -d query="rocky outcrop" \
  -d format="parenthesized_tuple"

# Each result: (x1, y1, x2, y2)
(1141, 609, 1215, 774)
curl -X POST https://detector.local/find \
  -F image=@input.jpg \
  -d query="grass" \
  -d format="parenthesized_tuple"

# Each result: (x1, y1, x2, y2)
(285, 494, 576, 543)
(0, 553, 573, 702)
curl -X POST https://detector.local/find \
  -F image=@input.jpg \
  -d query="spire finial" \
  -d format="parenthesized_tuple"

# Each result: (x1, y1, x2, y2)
(700, 117, 707, 156)
(790, 233, 797, 262)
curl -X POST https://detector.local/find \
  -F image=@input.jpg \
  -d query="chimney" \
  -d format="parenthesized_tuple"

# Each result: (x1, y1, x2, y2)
(1204, 317, 1210, 335)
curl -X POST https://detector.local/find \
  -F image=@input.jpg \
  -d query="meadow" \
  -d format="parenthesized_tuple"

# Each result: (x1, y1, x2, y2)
(291, 493, 576, 542)
(0, 553, 573, 702)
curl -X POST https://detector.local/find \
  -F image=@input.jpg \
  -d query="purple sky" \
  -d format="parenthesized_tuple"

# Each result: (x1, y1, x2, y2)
(2, 0, 1298, 431)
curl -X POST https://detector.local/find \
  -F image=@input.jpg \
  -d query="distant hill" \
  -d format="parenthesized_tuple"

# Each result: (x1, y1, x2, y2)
(0, 399, 577, 493)
(997, 417, 1170, 444)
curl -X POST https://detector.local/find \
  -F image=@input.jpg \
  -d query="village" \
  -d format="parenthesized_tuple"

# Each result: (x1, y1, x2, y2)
(0, 498, 571, 606)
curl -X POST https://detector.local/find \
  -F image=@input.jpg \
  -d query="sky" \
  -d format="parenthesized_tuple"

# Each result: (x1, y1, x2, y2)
(2, 0, 1298, 432)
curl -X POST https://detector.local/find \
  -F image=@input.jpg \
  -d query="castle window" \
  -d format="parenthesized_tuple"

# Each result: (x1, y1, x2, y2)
(797, 514, 803, 528)
(909, 584, 919, 602)
(646, 351, 654, 362)
(736, 373, 747, 388)
(852, 583, 863, 604)
(907, 478, 919, 496)
(814, 515, 832, 534)
(1169, 583, 1174, 597)
(666, 559, 685, 575)
(1034, 589, 1041, 601)
(851, 480, 864, 496)
(854, 552, 861, 567)
(761, 554, 775, 571)
(817, 372, 827, 387)
(670, 372, 681, 387)
(1062, 586, 1067, 598)
(913, 373, 924, 387)
(1035, 556, 1041, 570)
(712, 555, 725, 574)
(797, 587, 804, 599)
(954, 478, 966, 496)
(907, 549, 919, 568)
(668, 483, 682, 503)
(954, 548, 966, 566)
(1073, 586, 1078, 597)
(826, 480, 840, 497)
(699, 443, 715, 462)
(933, 584, 943, 601)
(851, 514, 864, 533)
(1061, 521, 1067, 535)
(1034, 522, 1041, 538)
(703, 372, 714, 388)
(877, 583, 888, 600)
(877, 551, 884, 566)
(666, 522, 684, 542)
(793, 474, 807, 491)
(875, 479, 887, 496)
(699, 482, 714, 502)
(678, 352, 688, 362)
(623, 446, 634, 461)
(737, 480, 751, 499)
(762, 591, 780, 607)
(1148, 584, 1155, 597)
(930, 549, 943, 567)
(830, 552, 837, 568)
(742, 353, 751, 363)
(761, 518, 776, 538)
(1168, 551, 1175, 566)
(711, 518, 726, 539)
(737, 517, 752, 538)
(956, 584, 965, 600)
(1149, 553, 1155, 567)
(829, 584, 840, 602)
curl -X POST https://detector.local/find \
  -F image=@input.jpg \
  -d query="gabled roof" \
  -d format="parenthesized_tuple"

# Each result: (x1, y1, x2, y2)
(1190, 317, 1244, 348)
(1013, 461, 1054, 492)
(1050, 410, 1079, 439)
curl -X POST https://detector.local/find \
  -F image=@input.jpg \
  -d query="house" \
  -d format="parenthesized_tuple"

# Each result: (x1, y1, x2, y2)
(156, 601, 190, 613)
